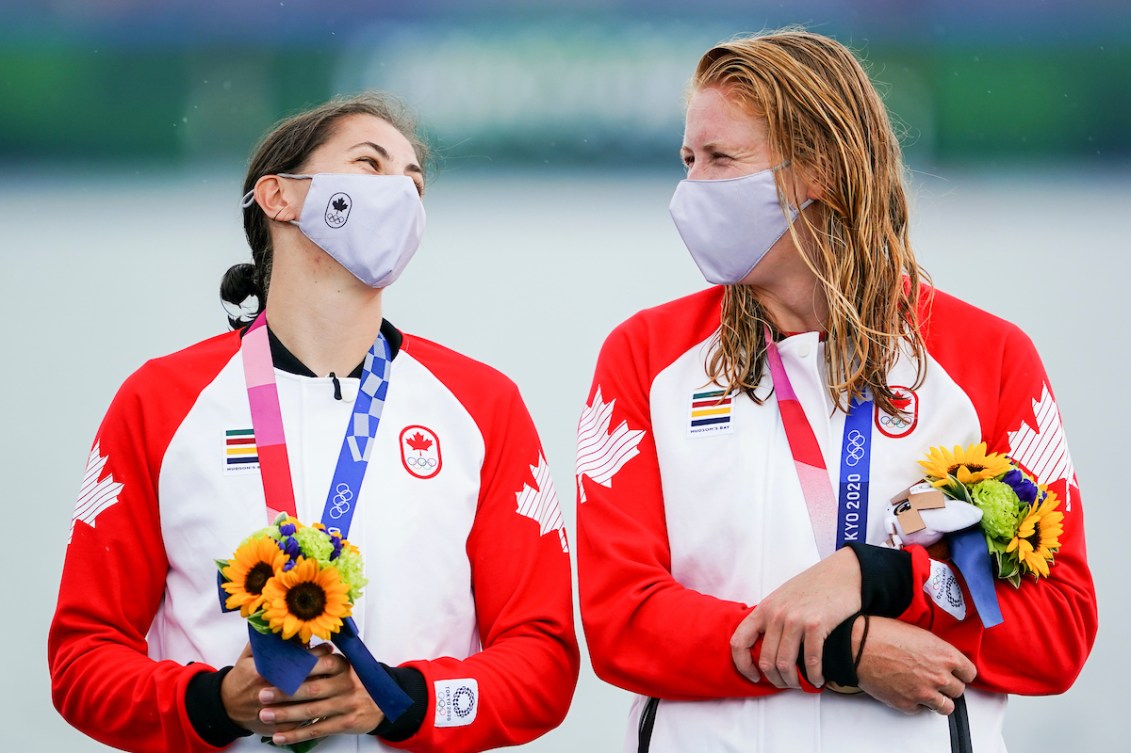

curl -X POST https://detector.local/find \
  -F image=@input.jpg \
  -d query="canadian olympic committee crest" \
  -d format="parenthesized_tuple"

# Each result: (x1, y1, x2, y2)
(400, 424, 442, 479)
(876, 386, 918, 438)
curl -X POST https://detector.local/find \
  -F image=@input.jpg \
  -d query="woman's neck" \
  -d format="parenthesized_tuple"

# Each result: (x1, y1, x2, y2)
(263, 239, 384, 377)
(741, 204, 829, 334)
(752, 279, 828, 334)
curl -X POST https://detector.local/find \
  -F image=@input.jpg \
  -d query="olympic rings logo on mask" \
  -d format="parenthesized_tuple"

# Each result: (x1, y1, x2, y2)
(329, 482, 353, 519)
(843, 429, 867, 466)
(406, 456, 439, 468)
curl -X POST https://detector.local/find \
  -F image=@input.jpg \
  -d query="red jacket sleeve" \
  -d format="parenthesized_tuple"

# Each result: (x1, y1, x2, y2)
(576, 318, 800, 701)
(386, 380, 580, 752)
(899, 303, 1097, 695)
(48, 364, 223, 753)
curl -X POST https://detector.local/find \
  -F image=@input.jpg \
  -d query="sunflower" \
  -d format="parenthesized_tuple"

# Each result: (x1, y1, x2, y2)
(919, 443, 1013, 486)
(1006, 491, 1064, 578)
(221, 536, 288, 617)
(261, 556, 352, 643)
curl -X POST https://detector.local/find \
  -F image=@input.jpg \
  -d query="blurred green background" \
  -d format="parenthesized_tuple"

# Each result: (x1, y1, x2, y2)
(2, 0, 1128, 169)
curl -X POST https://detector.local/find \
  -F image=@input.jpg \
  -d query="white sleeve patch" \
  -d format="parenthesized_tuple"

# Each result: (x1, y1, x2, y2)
(924, 559, 966, 621)
(1007, 383, 1077, 510)
(434, 678, 478, 728)
(576, 387, 646, 503)
(516, 454, 568, 552)
(69, 441, 124, 544)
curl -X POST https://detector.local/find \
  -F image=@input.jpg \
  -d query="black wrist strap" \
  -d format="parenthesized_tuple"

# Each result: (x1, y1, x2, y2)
(846, 542, 914, 617)
(819, 612, 862, 687)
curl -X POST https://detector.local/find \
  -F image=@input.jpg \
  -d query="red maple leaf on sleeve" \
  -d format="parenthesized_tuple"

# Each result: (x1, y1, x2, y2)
(406, 431, 433, 453)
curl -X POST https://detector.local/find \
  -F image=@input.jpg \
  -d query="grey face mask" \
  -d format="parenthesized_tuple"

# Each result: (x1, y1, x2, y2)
(669, 165, 812, 285)
(242, 173, 426, 288)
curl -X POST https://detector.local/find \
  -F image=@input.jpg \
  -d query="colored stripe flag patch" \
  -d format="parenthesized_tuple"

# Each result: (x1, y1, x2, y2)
(689, 389, 734, 435)
(225, 428, 260, 468)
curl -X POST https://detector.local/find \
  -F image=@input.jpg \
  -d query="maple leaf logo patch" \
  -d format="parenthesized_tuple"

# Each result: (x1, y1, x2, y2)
(576, 387, 646, 503)
(400, 425, 442, 479)
(324, 191, 352, 228)
(515, 454, 568, 552)
(876, 385, 918, 438)
(68, 441, 124, 544)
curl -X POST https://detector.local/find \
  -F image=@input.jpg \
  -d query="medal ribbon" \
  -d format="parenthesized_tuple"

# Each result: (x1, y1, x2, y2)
(836, 391, 874, 550)
(765, 332, 872, 559)
(319, 333, 392, 537)
(237, 312, 412, 721)
(240, 312, 391, 538)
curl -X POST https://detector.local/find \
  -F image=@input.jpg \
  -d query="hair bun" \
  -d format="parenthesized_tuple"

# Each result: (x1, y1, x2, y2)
(220, 262, 263, 329)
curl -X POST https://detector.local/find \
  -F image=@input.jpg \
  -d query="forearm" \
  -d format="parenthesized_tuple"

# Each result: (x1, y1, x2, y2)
(850, 538, 1096, 695)
(384, 627, 578, 753)
(50, 631, 220, 753)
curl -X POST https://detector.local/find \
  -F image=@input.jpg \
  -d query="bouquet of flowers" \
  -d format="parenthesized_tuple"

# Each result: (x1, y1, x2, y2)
(218, 514, 367, 643)
(918, 443, 1064, 586)
(216, 514, 410, 750)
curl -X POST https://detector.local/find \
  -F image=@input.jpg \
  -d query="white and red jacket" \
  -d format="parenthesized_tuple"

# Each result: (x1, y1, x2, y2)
(50, 322, 579, 753)
(576, 286, 1096, 753)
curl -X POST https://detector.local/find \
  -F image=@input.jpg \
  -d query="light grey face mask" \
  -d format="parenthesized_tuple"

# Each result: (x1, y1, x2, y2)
(669, 165, 812, 285)
(242, 173, 426, 288)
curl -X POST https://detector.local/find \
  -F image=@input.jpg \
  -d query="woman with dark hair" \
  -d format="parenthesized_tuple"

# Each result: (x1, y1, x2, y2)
(49, 93, 579, 753)
(576, 29, 1096, 752)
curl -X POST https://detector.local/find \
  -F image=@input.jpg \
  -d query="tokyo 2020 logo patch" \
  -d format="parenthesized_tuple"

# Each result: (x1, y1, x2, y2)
(876, 385, 918, 438)
(434, 678, 478, 728)
(400, 425, 442, 479)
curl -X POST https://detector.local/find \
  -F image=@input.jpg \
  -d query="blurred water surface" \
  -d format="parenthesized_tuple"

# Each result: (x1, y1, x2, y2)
(3, 167, 1125, 751)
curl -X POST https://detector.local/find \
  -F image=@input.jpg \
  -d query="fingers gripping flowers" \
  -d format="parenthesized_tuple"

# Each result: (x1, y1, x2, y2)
(218, 514, 369, 641)
(917, 443, 1063, 586)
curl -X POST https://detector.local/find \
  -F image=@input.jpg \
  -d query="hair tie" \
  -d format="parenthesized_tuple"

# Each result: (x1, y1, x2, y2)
(221, 294, 260, 326)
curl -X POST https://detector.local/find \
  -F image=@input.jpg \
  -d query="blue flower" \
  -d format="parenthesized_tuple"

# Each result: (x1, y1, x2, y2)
(279, 522, 297, 536)
(281, 536, 301, 559)
(1002, 469, 1038, 504)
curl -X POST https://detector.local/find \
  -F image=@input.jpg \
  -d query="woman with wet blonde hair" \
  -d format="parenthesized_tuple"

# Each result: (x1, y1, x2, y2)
(577, 28, 1095, 752)
(698, 31, 927, 418)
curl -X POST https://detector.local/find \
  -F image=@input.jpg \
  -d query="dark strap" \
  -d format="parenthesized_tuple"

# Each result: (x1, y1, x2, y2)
(949, 694, 973, 753)
(635, 688, 969, 750)
(637, 697, 659, 753)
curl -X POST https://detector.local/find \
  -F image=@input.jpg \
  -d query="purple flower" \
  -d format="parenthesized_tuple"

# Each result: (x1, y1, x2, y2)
(282, 536, 301, 559)
(282, 559, 296, 572)
(330, 537, 343, 561)
(1002, 469, 1038, 503)
(279, 522, 297, 536)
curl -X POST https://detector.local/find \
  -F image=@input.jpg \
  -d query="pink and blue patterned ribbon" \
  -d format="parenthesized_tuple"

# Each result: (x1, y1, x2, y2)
(237, 312, 411, 720)
(764, 334, 841, 559)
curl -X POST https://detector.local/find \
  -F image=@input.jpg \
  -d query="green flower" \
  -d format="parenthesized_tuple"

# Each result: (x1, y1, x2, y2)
(971, 479, 1022, 541)
(335, 549, 368, 601)
(236, 527, 279, 551)
(293, 527, 334, 563)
